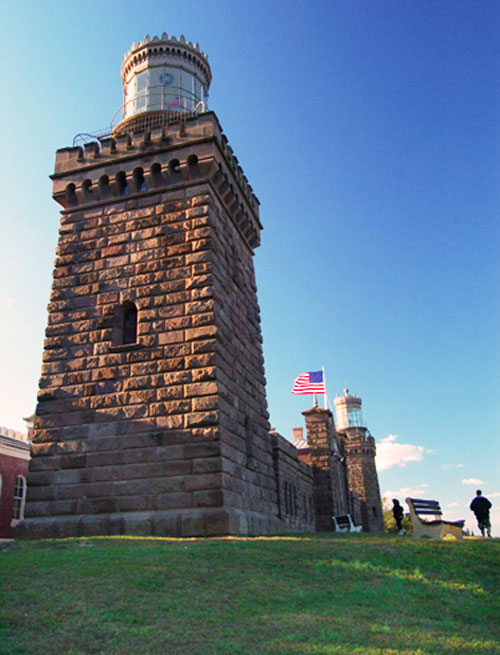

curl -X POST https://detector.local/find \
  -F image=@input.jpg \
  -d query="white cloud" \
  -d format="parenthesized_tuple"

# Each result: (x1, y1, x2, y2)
(462, 478, 485, 485)
(6, 298, 15, 309)
(456, 464, 465, 468)
(446, 502, 459, 508)
(376, 434, 425, 472)
(488, 492, 500, 498)
(426, 449, 437, 455)
(441, 463, 465, 470)
(382, 484, 429, 508)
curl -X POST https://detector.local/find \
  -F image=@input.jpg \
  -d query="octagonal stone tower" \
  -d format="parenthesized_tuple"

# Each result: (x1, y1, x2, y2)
(20, 34, 281, 538)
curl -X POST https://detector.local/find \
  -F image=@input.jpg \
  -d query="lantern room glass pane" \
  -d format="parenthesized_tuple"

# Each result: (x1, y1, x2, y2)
(129, 66, 205, 117)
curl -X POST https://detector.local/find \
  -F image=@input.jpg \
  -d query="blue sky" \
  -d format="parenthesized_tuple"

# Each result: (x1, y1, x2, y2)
(0, 0, 498, 535)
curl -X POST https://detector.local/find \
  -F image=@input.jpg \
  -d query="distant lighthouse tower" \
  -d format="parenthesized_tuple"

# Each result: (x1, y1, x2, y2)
(334, 389, 384, 532)
(21, 33, 281, 539)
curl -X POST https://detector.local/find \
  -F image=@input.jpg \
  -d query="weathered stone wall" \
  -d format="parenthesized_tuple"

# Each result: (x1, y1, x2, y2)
(20, 113, 281, 539)
(210, 198, 279, 534)
(19, 108, 385, 539)
(340, 427, 384, 532)
(301, 407, 348, 530)
(270, 431, 315, 531)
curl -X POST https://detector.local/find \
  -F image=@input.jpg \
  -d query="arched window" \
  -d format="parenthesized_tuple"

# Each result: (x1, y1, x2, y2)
(12, 475, 26, 523)
(187, 154, 200, 178)
(99, 175, 112, 200)
(65, 183, 78, 206)
(116, 171, 130, 196)
(169, 159, 182, 181)
(133, 167, 147, 192)
(151, 163, 164, 187)
(82, 179, 94, 202)
(122, 301, 138, 344)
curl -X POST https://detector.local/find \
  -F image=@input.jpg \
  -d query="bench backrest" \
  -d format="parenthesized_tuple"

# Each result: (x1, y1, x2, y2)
(332, 514, 362, 533)
(407, 498, 442, 517)
(335, 515, 351, 527)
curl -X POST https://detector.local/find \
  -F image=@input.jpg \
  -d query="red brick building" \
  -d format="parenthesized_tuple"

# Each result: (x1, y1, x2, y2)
(0, 429, 30, 539)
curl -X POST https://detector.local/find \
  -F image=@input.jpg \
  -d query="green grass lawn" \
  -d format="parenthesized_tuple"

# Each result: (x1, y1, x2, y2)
(1, 533, 498, 655)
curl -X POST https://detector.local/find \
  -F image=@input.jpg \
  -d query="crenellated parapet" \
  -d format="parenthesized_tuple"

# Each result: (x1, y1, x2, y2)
(51, 112, 262, 250)
(121, 33, 211, 91)
(339, 426, 376, 459)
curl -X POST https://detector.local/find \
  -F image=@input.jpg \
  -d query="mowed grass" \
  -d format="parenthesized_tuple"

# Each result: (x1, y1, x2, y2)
(0, 533, 499, 655)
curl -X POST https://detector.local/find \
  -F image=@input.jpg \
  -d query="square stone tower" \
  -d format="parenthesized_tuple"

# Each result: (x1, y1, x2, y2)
(301, 406, 348, 530)
(334, 389, 384, 532)
(20, 34, 281, 538)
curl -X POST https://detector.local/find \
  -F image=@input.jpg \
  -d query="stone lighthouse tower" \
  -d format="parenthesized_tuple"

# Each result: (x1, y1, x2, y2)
(334, 389, 384, 532)
(21, 34, 281, 538)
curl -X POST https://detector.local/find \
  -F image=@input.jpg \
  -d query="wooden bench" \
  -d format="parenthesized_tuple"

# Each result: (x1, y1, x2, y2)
(332, 514, 362, 533)
(406, 498, 465, 541)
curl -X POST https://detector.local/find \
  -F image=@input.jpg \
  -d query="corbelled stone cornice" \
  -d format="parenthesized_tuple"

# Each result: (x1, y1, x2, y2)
(51, 112, 261, 250)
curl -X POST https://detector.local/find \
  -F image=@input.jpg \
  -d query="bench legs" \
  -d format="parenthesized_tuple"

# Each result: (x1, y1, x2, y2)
(411, 522, 463, 541)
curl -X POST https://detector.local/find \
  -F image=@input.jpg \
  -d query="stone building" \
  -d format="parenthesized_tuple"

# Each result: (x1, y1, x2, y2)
(20, 34, 383, 539)
(273, 389, 383, 534)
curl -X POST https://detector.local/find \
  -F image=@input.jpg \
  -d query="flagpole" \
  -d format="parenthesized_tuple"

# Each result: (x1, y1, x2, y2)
(322, 366, 328, 409)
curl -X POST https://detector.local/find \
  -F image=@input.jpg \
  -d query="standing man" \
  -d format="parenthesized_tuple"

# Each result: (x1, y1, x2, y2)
(470, 490, 492, 538)
(392, 499, 405, 535)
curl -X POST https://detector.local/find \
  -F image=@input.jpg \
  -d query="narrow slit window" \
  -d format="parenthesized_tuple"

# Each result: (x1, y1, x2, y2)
(122, 301, 138, 344)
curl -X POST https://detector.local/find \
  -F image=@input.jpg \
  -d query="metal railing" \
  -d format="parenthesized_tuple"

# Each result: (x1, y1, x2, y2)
(72, 98, 207, 148)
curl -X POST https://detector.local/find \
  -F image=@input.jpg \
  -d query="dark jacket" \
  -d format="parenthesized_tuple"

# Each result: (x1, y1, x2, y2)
(470, 496, 492, 520)
(392, 503, 404, 520)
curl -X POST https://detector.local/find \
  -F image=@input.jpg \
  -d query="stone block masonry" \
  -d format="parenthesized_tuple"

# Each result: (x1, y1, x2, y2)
(300, 407, 348, 531)
(19, 45, 385, 537)
(337, 427, 384, 532)
(20, 112, 282, 538)
(270, 430, 315, 531)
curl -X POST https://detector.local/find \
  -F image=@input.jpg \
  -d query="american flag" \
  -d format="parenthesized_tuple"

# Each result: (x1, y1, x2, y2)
(291, 370, 326, 395)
